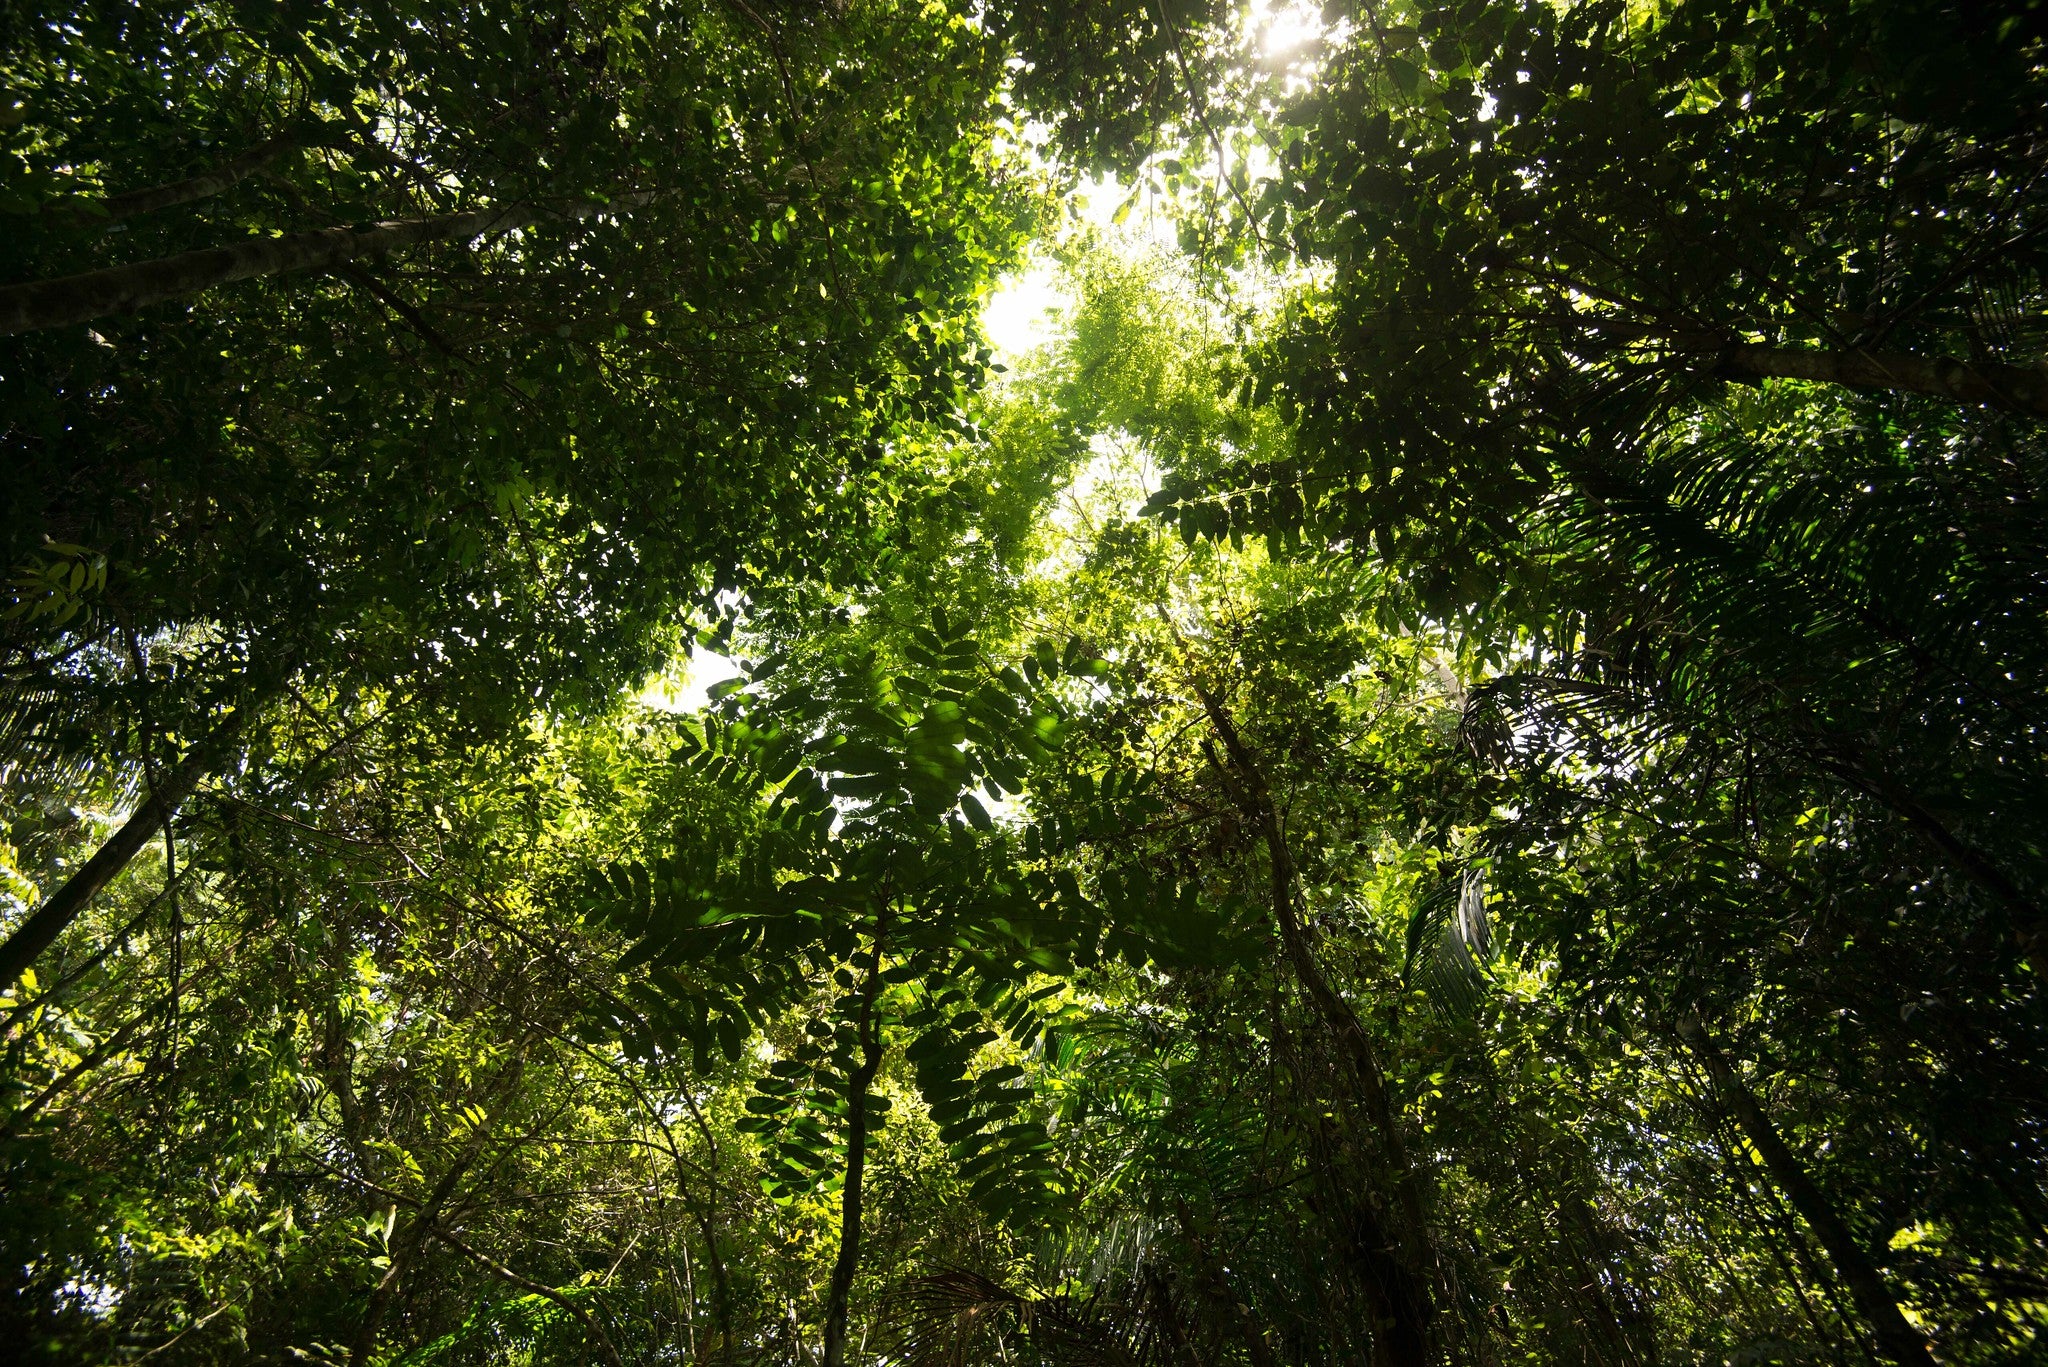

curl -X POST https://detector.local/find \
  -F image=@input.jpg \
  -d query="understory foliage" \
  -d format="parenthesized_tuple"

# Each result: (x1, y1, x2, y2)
(2, 1, 2044, 1365)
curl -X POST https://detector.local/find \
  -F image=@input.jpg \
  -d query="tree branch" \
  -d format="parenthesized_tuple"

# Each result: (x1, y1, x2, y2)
(0, 191, 658, 335)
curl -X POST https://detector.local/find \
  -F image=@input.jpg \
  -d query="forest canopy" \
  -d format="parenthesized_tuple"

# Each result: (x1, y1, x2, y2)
(2, 1, 2045, 1364)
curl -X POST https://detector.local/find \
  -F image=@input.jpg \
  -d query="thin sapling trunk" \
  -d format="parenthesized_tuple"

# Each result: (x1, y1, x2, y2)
(1677, 1016, 1935, 1367)
(822, 947, 887, 1367)
(0, 709, 248, 991)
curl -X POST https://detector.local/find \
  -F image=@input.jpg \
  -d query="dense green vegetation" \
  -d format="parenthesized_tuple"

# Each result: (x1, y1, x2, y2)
(2, 1, 2044, 1363)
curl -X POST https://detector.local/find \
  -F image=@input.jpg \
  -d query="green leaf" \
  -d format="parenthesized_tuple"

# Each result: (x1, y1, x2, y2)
(960, 792, 994, 831)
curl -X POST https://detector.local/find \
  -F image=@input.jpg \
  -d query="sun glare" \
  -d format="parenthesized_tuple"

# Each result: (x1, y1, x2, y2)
(1254, 0, 1325, 61)
(981, 261, 1065, 363)
(638, 648, 743, 714)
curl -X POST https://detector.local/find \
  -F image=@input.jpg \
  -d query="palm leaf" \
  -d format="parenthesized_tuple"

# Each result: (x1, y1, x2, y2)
(1404, 865, 1495, 1019)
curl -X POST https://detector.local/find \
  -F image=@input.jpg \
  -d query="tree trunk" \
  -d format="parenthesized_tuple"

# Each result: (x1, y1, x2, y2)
(1193, 683, 1435, 1367)
(1822, 755, 2048, 976)
(348, 1056, 528, 1367)
(822, 965, 886, 1367)
(1676, 1017, 1934, 1367)
(0, 192, 652, 335)
(1712, 343, 2048, 416)
(0, 710, 246, 991)
(1584, 318, 2048, 416)
(1174, 1201, 1282, 1367)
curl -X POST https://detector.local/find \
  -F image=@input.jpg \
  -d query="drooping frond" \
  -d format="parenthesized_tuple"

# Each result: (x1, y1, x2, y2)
(1404, 865, 1495, 1020)
(887, 1268, 1164, 1367)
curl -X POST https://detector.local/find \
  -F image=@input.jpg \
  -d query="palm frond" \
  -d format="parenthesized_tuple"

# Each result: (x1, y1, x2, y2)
(1404, 865, 1495, 1019)
(888, 1268, 1163, 1367)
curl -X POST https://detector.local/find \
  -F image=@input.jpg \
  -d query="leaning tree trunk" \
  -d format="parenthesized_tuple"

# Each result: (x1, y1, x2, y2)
(1583, 317, 2048, 416)
(0, 191, 655, 335)
(1194, 683, 1436, 1367)
(1820, 755, 2048, 976)
(348, 1054, 529, 1367)
(0, 205, 526, 335)
(1711, 342, 2048, 416)
(0, 710, 248, 991)
(1676, 1017, 1935, 1367)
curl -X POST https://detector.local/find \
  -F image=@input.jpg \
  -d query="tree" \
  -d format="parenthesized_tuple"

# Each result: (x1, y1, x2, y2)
(1256, 0, 2048, 549)
(1142, 0, 2048, 972)
(1, 0, 1033, 988)
(7, 8, 2048, 1366)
